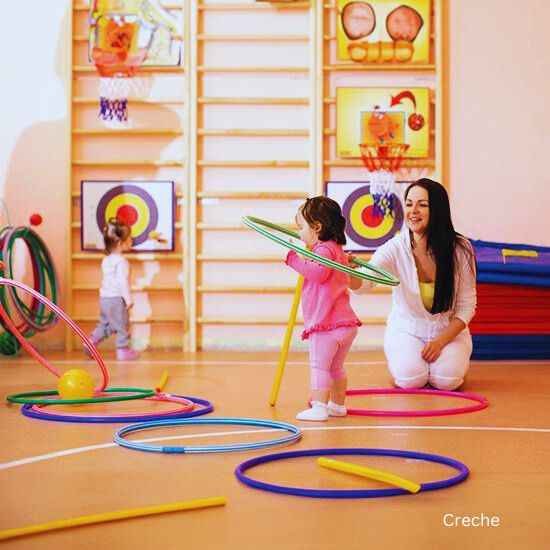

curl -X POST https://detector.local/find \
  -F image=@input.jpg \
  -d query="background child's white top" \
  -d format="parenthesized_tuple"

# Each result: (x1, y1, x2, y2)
(99, 253, 132, 306)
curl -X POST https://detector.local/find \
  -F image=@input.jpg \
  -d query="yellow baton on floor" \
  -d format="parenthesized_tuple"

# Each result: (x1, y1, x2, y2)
(0, 496, 227, 542)
(318, 457, 421, 493)
(155, 370, 169, 393)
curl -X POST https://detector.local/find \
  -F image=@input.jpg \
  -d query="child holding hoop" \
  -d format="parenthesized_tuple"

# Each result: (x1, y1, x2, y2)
(88, 218, 139, 361)
(285, 197, 361, 421)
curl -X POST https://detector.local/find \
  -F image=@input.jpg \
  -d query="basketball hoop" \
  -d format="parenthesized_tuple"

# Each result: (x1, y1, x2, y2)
(89, 1, 182, 127)
(90, 11, 152, 127)
(359, 143, 410, 217)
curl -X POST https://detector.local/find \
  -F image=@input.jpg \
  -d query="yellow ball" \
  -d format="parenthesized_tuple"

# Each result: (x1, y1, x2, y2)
(57, 369, 95, 400)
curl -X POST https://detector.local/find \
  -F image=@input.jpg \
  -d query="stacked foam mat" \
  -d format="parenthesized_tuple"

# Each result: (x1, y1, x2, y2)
(469, 239, 550, 360)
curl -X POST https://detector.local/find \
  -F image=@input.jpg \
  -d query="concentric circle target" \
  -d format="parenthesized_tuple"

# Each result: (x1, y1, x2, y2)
(342, 185, 403, 248)
(96, 185, 158, 246)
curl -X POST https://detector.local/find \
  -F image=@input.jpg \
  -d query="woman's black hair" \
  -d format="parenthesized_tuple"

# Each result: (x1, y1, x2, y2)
(103, 217, 132, 254)
(300, 196, 347, 245)
(404, 178, 475, 314)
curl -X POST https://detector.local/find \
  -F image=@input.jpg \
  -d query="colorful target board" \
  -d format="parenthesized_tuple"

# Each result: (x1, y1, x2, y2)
(81, 180, 175, 252)
(326, 181, 408, 252)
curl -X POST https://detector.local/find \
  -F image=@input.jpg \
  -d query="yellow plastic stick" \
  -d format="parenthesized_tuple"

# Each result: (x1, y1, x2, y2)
(269, 275, 304, 406)
(502, 248, 538, 260)
(0, 496, 227, 542)
(155, 370, 169, 393)
(318, 457, 421, 494)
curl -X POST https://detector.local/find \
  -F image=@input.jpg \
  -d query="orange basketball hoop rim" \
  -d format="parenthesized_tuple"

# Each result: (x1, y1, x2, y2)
(359, 143, 410, 173)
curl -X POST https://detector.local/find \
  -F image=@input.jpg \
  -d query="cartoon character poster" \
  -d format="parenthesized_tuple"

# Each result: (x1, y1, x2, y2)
(336, 87, 431, 158)
(81, 180, 175, 252)
(337, 0, 431, 64)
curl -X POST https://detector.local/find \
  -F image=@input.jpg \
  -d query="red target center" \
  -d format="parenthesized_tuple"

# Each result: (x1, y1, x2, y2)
(361, 205, 384, 227)
(116, 205, 138, 226)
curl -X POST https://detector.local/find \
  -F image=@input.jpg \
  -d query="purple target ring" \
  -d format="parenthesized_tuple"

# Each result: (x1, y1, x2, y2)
(96, 185, 158, 246)
(342, 185, 403, 249)
(346, 388, 489, 417)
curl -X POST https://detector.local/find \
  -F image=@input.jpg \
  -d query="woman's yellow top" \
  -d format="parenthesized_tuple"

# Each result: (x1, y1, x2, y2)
(419, 281, 434, 311)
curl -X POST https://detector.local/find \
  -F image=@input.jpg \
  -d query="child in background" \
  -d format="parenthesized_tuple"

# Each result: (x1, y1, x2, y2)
(285, 197, 361, 421)
(89, 218, 139, 361)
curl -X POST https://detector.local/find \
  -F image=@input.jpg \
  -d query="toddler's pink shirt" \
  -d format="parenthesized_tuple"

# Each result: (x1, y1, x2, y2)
(285, 240, 361, 340)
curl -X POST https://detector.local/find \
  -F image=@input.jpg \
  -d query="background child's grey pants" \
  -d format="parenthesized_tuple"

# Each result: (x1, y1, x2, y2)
(91, 297, 130, 349)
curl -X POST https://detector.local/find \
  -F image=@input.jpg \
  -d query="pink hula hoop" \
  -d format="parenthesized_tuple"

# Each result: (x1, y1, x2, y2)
(30, 393, 194, 421)
(346, 388, 489, 417)
(0, 276, 109, 393)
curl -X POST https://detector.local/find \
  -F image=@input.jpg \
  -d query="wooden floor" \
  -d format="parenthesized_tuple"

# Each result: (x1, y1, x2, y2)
(1, 350, 549, 549)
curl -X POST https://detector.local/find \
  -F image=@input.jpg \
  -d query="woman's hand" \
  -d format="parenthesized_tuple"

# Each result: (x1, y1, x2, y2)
(347, 254, 364, 290)
(421, 338, 445, 363)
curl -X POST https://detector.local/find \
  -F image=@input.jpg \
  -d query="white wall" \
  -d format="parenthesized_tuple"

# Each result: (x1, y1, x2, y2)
(449, 0, 550, 245)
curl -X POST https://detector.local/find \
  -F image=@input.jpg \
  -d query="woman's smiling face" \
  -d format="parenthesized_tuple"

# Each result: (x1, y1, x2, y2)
(404, 185, 430, 236)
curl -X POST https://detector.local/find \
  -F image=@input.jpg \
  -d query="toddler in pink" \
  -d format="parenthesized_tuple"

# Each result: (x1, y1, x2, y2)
(285, 197, 361, 421)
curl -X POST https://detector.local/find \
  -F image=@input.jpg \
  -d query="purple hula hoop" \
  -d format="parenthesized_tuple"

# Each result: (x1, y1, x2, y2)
(21, 395, 214, 423)
(235, 448, 469, 499)
(346, 388, 489, 417)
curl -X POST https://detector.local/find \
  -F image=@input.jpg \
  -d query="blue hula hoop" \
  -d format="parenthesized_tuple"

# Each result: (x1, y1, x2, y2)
(114, 417, 302, 454)
(235, 448, 469, 499)
(21, 395, 214, 424)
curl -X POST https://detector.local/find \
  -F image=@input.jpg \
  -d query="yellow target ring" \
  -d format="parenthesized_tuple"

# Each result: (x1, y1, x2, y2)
(104, 194, 150, 239)
(349, 194, 395, 240)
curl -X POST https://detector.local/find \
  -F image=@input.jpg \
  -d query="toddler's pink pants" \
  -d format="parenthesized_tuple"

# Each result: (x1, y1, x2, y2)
(308, 326, 358, 391)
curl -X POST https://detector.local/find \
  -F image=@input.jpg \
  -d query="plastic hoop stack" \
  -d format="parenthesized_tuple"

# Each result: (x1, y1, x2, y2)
(0, 226, 58, 355)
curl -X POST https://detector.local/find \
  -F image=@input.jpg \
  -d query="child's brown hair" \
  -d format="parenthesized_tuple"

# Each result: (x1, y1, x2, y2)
(103, 217, 131, 254)
(300, 196, 347, 245)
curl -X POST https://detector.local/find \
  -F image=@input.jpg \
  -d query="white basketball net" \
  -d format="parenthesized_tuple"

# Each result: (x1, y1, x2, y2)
(360, 143, 409, 218)
(369, 170, 398, 218)
(98, 77, 148, 128)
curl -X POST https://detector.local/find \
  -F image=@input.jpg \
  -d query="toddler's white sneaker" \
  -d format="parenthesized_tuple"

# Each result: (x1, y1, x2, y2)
(327, 400, 347, 417)
(296, 401, 328, 422)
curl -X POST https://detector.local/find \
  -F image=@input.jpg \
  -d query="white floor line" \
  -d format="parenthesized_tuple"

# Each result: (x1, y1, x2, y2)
(1, 424, 548, 472)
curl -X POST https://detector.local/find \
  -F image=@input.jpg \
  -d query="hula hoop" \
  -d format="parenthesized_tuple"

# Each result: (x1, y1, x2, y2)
(242, 216, 399, 286)
(7, 387, 154, 406)
(345, 388, 489, 417)
(21, 394, 214, 423)
(1, 227, 58, 331)
(0, 276, 108, 393)
(0, 227, 58, 356)
(235, 448, 469, 499)
(114, 417, 302, 454)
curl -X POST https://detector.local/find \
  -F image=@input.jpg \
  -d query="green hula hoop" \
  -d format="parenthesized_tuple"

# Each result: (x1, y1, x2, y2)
(242, 216, 399, 287)
(6, 387, 155, 405)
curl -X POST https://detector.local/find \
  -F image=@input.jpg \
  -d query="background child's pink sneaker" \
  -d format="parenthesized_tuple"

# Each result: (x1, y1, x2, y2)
(116, 348, 139, 361)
